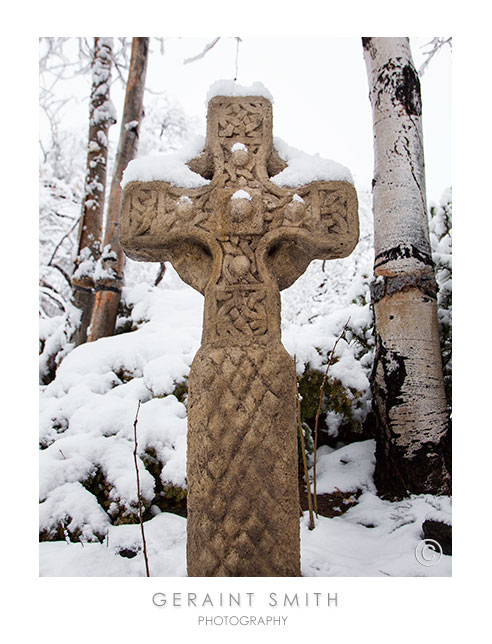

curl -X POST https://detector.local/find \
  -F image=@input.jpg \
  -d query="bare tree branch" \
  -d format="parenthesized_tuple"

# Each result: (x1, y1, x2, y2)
(419, 37, 452, 76)
(39, 283, 66, 312)
(47, 263, 72, 288)
(47, 214, 81, 266)
(183, 37, 221, 64)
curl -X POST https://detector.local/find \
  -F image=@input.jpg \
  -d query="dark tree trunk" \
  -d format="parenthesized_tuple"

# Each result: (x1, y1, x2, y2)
(88, 37, 149, 342)
(71, 37, 115, 345)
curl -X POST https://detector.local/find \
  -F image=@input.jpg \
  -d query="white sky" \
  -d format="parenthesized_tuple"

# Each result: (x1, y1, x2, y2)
(149, 37, 451, 201)
(42, 36, 451, 202)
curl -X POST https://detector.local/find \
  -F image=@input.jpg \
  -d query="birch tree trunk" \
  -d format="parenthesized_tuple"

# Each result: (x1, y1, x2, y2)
(71, 37, 115, 345)
(87, 37, 149, 342)
(362, 37, 451, 497)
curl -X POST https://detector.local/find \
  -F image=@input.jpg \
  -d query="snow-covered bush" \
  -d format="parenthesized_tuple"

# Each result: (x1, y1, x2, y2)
(429, 187, 452, 407)
(39, 268, 202, 541)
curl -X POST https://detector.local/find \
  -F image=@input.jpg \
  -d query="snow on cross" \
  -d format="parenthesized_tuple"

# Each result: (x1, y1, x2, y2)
(120, 85, 359, 577)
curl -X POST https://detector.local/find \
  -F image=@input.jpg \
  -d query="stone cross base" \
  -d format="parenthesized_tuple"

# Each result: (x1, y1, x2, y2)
(186, 344, 300, 576)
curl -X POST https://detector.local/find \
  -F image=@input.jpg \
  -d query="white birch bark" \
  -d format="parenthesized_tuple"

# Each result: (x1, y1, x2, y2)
(362, 37, 450, 497)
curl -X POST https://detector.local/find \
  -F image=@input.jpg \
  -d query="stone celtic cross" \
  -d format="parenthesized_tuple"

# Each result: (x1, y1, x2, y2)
(120, 93, 359, 576)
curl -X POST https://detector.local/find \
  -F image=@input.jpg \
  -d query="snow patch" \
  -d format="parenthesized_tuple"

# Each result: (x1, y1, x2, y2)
(271, 137, 353, 187)
(121, 135, 209, 188)
(39, 512, 187, 577)
(206, 80, 274, 104)
(301, 492, 452, 577)
(231, 189, 252, 200)
(312, 440, 376, 495)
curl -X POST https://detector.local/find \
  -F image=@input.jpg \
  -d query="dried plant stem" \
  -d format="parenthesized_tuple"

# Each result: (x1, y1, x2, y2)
(295, 355, 315, 531)
(133, 400, 150, 577)
(312, 318, 351, 516)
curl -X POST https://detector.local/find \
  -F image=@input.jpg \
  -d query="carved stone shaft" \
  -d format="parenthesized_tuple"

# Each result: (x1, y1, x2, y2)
(120, 94, 359, 576)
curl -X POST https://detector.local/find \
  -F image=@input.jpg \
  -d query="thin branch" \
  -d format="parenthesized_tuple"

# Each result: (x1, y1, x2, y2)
(419, 37, 452, 76)
(183, 37, 220, 64)
(111, 55, 128, 86)
(48, 263, 72, 288)
(133, 401, 150, 577)
(39, 285, 66, 312)
(234, 37, 242, 81)
(47, 214, 81, 266)
(151, 37, 166, 56)
(39, 138, 48, 163)
(144, 86, 168, 96)
(154, 263, 166, 286)
(312, 318, 351, 515)
(294, 355, 315, 531)
(52, 211, 78, 221)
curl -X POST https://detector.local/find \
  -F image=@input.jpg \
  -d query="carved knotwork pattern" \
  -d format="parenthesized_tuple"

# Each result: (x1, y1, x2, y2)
(214, 235, 267, 339)
(319, 189, 349, 234)
(126, 184, 352, 239)
(216, 101, 265, 142)
(216, 287, 268, 339)
(127, 187, 159, 236)
(222, 147, 259, 188)
(218, 236, 261, 285)
(127, 186, 217, 237)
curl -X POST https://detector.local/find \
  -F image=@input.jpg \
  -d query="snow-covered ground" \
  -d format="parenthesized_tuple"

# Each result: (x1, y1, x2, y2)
(40, 439, 451, 577)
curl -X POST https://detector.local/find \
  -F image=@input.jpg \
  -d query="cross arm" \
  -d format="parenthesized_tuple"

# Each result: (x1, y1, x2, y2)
(259, 179, 359, 290)
(120, 180, 217, 293)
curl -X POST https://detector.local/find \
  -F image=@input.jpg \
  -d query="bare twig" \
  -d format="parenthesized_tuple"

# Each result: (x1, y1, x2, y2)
(39, 284, 66, 312)
(183, 37, 220, 64)
(234, 37, 242, 81)
(312, 318, 351, 515)
(111, 55, 128, 86)
(294, 355, 315, 531)
(47, 263, 72, 288)
(133, 400, 150, 577)
(419, 37, 452, 76)
(47, 214, 81, 266)
(154, 263, 166, 286)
